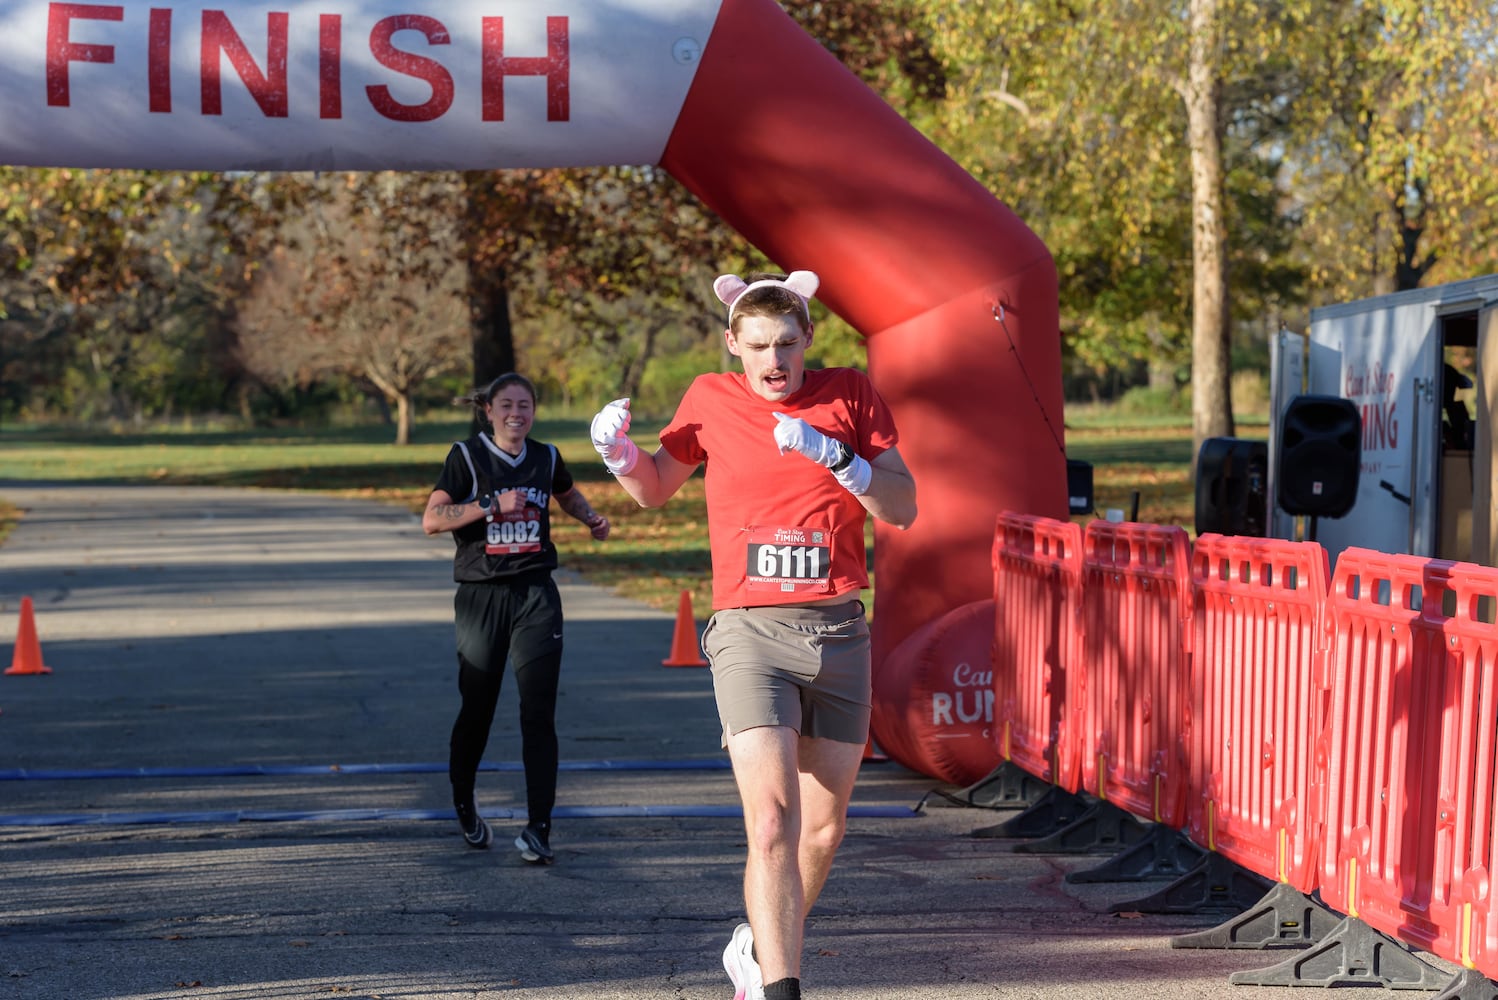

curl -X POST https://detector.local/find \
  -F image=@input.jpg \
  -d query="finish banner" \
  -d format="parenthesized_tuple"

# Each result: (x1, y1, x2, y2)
(0, 0, 722, 170)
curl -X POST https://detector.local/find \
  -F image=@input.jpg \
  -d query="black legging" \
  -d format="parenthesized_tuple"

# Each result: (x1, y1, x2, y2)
(449, 652, 561, 826)
(448, 576, 564, 829)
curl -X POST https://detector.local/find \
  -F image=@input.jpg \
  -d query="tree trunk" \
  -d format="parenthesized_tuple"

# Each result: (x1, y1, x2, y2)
(1394, 183, 1433, 292)
(470, 270, 515, 384)
(468, 265, 514, 435)
(1371, 206, 1395, 296)
(395, 391, 411, 446)
(1186, 0, 1234, 465)
(619, 321, 663, 399)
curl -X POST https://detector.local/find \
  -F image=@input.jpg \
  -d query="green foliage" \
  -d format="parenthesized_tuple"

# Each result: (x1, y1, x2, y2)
(0, 167, 272, 424)
(907, 0, 1496, 442)
(636, 344, 720, 419)
(2, 2, 1496, 434)
(1230, 369, 1270, 420)
(1116, 384, 1191, 417)
(808, 314, 869, 371)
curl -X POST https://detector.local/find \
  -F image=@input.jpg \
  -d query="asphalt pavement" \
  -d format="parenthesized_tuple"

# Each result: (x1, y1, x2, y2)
(0, 483, 1425, 999)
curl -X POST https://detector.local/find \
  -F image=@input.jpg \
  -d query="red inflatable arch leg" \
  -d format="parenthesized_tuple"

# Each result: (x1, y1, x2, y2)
(662, 0, 1068, 674)
(872, 599, 1001, 786)
(1, 0, 1067, 761)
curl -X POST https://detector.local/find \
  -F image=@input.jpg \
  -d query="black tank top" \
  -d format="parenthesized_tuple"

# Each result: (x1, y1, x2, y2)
(435, 434, 573, 583)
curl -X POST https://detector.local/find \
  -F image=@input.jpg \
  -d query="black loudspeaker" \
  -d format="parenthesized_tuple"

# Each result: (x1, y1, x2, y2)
(1195, 438, 1268, 537)
(1277, 394, 1361, 518)
(1066, 459, 1094, 515)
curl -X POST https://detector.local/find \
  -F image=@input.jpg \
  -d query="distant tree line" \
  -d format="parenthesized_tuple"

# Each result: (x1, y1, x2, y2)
(2, 1, 1493, 445)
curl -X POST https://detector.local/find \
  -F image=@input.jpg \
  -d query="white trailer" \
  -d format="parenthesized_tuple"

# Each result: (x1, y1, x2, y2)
(1269, 273, 1498, 565)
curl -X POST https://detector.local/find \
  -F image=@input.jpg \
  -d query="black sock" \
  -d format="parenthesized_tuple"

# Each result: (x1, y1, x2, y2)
(763, 978, 801, 1000)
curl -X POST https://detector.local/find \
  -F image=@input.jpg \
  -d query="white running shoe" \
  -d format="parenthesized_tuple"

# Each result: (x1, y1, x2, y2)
(722, 921, 764, 1000)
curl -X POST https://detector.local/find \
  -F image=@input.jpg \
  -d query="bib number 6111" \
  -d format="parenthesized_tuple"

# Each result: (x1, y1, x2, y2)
(744, 526, 831, 594)
(756, 543, 822, 578)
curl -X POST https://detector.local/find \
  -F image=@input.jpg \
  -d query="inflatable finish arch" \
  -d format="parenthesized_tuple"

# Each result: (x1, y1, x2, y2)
(0, 0, 1067, 683)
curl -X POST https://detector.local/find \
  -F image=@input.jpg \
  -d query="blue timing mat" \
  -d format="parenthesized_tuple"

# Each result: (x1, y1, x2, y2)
(0, 803, 921, 827)
(0, 758, 735, 781)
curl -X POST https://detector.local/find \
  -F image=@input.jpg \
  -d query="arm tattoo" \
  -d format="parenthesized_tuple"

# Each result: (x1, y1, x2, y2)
(436, 503, 469, 520)
(557, 490, 595, 522)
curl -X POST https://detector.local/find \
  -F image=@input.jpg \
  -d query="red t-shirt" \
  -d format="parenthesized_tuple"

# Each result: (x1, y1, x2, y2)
(659, 367, 899, 609)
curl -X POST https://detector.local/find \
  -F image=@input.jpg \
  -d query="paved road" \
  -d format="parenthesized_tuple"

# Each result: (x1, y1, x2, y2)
(0, 484, 1430, 999)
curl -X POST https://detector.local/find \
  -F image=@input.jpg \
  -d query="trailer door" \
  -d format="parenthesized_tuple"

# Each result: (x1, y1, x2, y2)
(1474, 301, 1498, 565)
(1304, 301, 1440, 560)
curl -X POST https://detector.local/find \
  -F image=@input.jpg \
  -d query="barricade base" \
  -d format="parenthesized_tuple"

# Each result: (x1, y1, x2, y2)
(1170, 881, 1342, 950)
(1110, 851, 1273, 916)
(923, 761, 1051, 811)
(1430, 968, 1498, 1000)
(1066, 823, 1207, 883)
(972, 785, 1091, 840)
(1228, 916, 1451, 990)
(1012, 799, 1149, 856)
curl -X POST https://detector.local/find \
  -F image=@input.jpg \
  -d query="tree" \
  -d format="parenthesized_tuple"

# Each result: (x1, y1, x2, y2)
(782, 0, 947, 110)
(461, 160, 752, 411)
(1284, 1, 1498, 304)
(0, 167, 266, 422)
(1185, 0, 1233, 445)
(908, 0, 1341, 451)
(455, 2, 947, 416)
(234, 172, 469, 444)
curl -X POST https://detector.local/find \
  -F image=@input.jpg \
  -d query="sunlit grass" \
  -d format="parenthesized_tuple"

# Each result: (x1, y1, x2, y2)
(1067, 425, 1196, 527)
(0, 413, 1205, 611)
(0, 499, 17, 547)
(0, 418, 714, 613)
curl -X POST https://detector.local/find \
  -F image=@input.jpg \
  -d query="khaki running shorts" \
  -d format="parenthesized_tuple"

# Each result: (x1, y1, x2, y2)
(700, 599, 871, 746)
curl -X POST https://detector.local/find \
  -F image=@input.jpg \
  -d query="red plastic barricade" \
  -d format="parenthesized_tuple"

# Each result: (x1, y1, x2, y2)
(1323, 549, 1498, 975)
(1186, 534, 1330, 893)
(1077, 520, 1193, 826)
(991, 512, 1084, 794)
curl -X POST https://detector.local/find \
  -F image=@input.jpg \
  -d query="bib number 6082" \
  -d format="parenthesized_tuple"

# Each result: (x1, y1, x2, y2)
(489, 519, 541, 546)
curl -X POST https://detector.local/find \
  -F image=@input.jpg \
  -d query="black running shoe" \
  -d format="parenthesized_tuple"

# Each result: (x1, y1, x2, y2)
(455, 795, 492, 849)
(515, 823, 553, 864)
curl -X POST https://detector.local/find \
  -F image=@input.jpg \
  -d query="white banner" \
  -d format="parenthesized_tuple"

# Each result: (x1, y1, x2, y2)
(0, 0, 723, 170)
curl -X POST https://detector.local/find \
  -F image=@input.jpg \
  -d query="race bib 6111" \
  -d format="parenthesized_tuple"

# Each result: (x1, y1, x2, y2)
(744, 525, 831, 594)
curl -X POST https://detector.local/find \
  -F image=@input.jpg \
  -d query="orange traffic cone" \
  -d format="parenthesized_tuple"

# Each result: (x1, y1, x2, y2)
(6, 596, 52, 675)
(662, 590, 708, 667)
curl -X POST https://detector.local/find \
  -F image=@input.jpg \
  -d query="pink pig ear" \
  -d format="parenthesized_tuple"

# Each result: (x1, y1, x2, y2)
(782, 270, 820, 300)
(714, 274, 748, 306)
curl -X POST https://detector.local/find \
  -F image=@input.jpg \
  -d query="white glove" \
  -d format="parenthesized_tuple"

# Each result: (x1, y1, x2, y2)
(590, 398, 639, 476)
(772, 412, 872, 496)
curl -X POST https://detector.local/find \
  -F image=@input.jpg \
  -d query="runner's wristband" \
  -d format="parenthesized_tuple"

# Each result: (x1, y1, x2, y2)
(832, 454, 873, 496)
(828, 442, 855, 473)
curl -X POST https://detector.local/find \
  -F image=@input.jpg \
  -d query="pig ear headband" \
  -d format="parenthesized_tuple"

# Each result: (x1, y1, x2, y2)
(713, 270, 820, 326)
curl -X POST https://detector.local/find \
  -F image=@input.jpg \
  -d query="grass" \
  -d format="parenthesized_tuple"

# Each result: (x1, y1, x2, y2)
(1066, 416, 1269, 526)
(0, 413, 1220, 612)
(1068, 424, 1198, 526)
(0, 418, 721, 612)
(0, 498, 17, 547)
